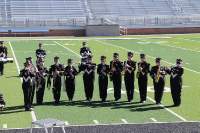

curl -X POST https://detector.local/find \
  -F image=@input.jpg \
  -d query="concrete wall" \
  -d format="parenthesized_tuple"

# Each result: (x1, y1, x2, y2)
(1, 27, 200, 37)
(127, 27, 200, 35)
(0, 29, 85, 37)
(86, 25, 120, 36)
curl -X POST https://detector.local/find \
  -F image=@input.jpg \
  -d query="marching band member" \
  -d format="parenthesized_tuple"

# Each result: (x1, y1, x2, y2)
(25, 57, 37, 106)
(48, 56, 64, 105)
(110, 53, 123, 101)
(47, 56, 64, 105)
(169, 59, 184, 106)
(20, 60, 36, 111)
(150, 58, 167, 104)
(64, 59, 78, 101)
(124, 52, 136, 102)
(79, 55, 96, 102)
(36, 57, 48, 105)
(137, 54, 150, 103)
(97, 56, 110, 102)
(80, 42, 92, 64)
(0, 41, 8, 76)
(0, 93, 6, 111)
(35, 43, 46, 59)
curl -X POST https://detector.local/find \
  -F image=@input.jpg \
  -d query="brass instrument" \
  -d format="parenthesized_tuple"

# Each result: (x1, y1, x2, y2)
(36, 66, 47, 90)
(124, 61, 132, 75)
(155, 66, 160, 83)
(136, 63, 144, 78)
(109, 61, 115, 81)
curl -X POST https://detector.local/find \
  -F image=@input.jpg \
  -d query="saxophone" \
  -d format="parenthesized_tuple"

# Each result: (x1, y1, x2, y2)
(137, 63, 144, 78)
(123, 61, 130, 75)
(155, 66, 160, 83)
(110, 61, 115, 81)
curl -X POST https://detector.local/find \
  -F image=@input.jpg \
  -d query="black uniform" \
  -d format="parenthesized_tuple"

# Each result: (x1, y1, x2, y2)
(124, 60, 136, 102)
(36, 65, 48, 105)
(0, 93, 5, 110)
(97, 63, 110, 101)
(150, 66, 167, 104)
(48, 64, 64, 104)
(0, 45, 7, 75)
(169, 66, 184, 106)
(20, 68, 35, 111)
(137, 61, 150, 102)
(80, 62, 96, 101)
(35, 49, 46, 58)
(80, 47, 92, 64)
(64, 65, 78, 101)
(110, 60, 123, 101)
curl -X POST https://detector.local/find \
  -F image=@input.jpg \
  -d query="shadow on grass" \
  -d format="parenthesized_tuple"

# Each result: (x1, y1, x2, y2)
(38, 100, 168, 112)
(1, 105, 25, 114)
(0, 100, 175, 114)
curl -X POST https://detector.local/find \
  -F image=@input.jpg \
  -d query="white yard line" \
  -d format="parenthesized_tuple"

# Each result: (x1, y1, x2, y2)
(65, 121, 69, 125)
(93, 120, 100, 124)
(95, 40, 200, 74)
(150, 118, 158, 122)
(54, 41, 81, 58)
(2, 124, 7, 128)
(9, 42, 37, 122)
(55, 41, 187, 122)
(159, 43, 200, 53)
(121, 119, 128, 124)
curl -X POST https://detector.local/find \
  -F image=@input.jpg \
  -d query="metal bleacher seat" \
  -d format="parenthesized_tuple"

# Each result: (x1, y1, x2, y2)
(0, 0, 200, 28)
(10, 0, 86, 21)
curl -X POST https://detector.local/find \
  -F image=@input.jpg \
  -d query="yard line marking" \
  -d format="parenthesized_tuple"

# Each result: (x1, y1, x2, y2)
(9, 42, 37, 122)
(121, 119, 128, 124)
(54, 41, 81, 58)
(65, 121, 69, 125)
(93, 120, 100, 124)
(150, 118, 157, 122)
(30, 111, 37, 122)
(55, 41, 187, 122)
(135, 89, 187, 122)
(159, 43, 200, 53)
(3, 124, 7, 128)
(95, 40, 200, 74)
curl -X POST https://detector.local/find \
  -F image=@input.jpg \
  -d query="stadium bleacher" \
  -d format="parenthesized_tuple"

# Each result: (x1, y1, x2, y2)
(0, 0, 200, 29)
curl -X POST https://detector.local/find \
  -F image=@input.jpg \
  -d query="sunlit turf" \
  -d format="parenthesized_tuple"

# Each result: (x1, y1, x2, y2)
(0, 34, 200, 128)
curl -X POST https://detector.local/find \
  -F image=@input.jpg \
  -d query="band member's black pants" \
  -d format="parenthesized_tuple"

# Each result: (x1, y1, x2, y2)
(98, 75, 108, 101)
(112, 74, 122, 101)
(170, 78, 182, 106)
(65, 78, 75, 101)
(53, 77, 62, 103)
(83, 74, 94, 101)
(36, 79, 46, 104)
(22, 82, 32, 110)
(0, 62, 4, 75)
(30, 80, 35, 105)
(138, 76, 148, 102)
(153, 79, 165, 104)
(124, 73, 135, 101)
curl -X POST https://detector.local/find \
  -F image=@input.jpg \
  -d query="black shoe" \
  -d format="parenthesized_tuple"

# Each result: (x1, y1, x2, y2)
(156, 102, 161, 105)
(102, 99, 106, 102)
(115, 98, 120, 101)
(174, 104, 180, 107)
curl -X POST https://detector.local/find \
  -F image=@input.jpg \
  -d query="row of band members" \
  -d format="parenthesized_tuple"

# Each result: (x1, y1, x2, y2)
(19, 43, 184, 111)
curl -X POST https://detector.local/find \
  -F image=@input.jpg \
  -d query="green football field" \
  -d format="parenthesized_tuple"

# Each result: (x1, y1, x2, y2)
(0, 34, 200, 128)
